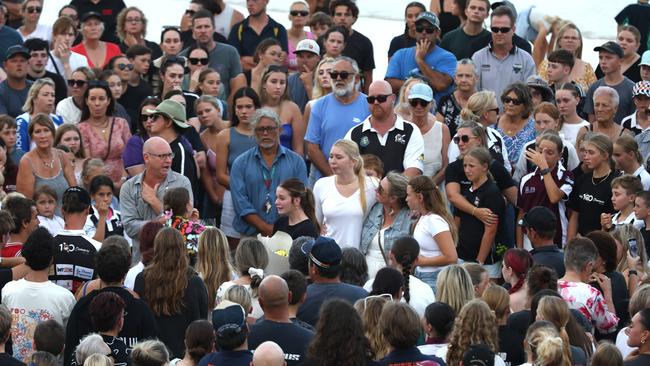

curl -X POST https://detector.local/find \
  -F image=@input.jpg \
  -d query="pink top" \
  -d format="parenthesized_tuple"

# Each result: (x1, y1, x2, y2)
(79, 117, 132, 183)
(558, 280, 619, 334)
(71, 41, 122, 69)
(286, 31, 314, 72)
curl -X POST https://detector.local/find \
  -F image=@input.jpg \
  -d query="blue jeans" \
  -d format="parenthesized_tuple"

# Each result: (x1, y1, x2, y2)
(415, 267, 443, 296)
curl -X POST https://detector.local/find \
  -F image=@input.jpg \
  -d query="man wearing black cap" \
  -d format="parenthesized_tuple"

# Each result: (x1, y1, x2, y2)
(0, 4, 22, 64)
(0, 45, 33, 118)
(69, 0, 125, 44)
(519, 206, 565, 277)
(199, 300, 253, 366)
(50, 187, 102, 294)
(296, 237, 368, 327)
(583, 41, 636, 124)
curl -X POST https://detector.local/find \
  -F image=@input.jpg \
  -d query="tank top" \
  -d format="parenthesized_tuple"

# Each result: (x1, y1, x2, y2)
(30, 155, 69, 216)
(422, 122, 443, 177)
(213, 3, 235, 38)
(207, 148, 218, 185)
(280, 123, 293, 150)
(227, 128, 256, 169)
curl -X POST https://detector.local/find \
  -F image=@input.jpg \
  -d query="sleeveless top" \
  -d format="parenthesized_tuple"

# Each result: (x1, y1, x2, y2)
(213, 3, 235, 37)
(422, 122, 443, 177)
(280, 123, 293, 150)
(227, 128, 256, 169)
(29, 155, 69, 216)
(207, 148, 218, 185)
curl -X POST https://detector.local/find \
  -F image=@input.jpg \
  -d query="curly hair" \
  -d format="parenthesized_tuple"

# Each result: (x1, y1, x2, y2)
(197, 227, 234, 310)
(446, 299, 499, 366)
(116, 6, 148, 41)
(354, 295, 390, 360)
(307, 299, 374, 366)
(142, 227, 190, 316)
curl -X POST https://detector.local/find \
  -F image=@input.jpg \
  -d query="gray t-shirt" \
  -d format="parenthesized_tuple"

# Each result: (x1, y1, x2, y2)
(0, 80, 33, 117)
(288, 72, 309, 113)
(180, 42, 242, 99)
(582, 77, 635, 124)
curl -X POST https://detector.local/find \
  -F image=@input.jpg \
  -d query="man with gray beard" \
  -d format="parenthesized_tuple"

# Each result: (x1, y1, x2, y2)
(304, 56, 370, 185)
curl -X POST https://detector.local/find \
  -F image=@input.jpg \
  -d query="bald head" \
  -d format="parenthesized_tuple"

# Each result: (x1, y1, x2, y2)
(252, 341, 285, 366)
(368, 80, 392, 95)
(258, 275, 289, 309)
(143, 136, 171, 154)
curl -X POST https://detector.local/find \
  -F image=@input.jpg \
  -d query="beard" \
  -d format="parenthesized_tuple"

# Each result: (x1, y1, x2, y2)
(333, 79, 356, 98)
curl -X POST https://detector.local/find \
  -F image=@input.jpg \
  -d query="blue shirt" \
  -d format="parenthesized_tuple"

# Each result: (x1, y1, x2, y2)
(230, 145, 307, 235)
(385, 45, 457, 103)
(198, 350, 253, 366)
(15, 113, 65, 153)
(304, 93, 370, 179)
(0, 80, 32, 118)
(0, 26, 23, 64)
(297, 282, 369, 326)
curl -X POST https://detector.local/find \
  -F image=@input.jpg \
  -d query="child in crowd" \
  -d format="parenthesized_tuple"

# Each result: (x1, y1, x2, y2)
(0, 115, 23, 165)
(34, 186, 64, 237)
(602, 175, 644, 230)
(163, 187, 205, 267)
(633, 191, 650, 256)
(362, 154, 385, 180)
(84, 175, 124, 242)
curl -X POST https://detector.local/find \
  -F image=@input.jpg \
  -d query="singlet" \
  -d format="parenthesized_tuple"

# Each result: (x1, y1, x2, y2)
(587, 123, 626, 136)
(422, 122, 443, 177)
(28, 155, 69, 216)
(207, 148, 218, 185)
(280, 123, 293, 150)
(213, 3, 235, 38)
(227, 128, 256, 169)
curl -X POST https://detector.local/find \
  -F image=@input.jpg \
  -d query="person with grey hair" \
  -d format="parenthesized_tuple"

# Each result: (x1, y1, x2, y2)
(436, 58, 478, 138)
(576, 85, 632, 144)
(230, 108, 307, 236)
(360, 172, 412, 278)
(74, 333, 111, 366)
(557, 237, 619, 334)
(252, 341, 286, 366)
(304, 56, 370, 185)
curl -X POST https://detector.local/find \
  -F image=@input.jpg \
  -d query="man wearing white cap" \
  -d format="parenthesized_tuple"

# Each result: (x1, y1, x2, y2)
(288, 39, 320, 113)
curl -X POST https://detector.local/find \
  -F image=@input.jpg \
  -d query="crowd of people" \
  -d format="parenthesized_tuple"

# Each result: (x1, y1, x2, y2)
(0, 0, 650, 365)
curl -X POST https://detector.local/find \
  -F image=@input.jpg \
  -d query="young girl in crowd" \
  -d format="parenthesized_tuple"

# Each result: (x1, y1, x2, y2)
(353, 294, 390, 360)
(522, 320, 571, 366)
(502, 248, 534, 313)
(633, 191, 650, 255)
(556, 83, 590, 147)
(54, 124, 87, 185)
(274, 178, 319, 239)
(613, 135, 650, 190)
(34, 185, 63, 236)
(196, 227, 234, 311)
(482, 285, 519, 366)
(418, 302, 456, 356)
(85, 175, 124, 242)
(536, 295, 588, 365)
(455, 147, 504, 279)
(435, 264, 474, 315)
(163, 187, 205, 267)
(602, 175, 644, 230)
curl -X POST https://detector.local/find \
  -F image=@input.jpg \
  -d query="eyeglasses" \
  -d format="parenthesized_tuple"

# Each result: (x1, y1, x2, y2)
(329, 71, 353, 80)
(185, 9, 196, 16)
(125, 17, 142, 23)
(146, 152, 175, 160)
(453, 134, 475, 144)
(502, 96, 524, 105)
(363, 294, 393, 307)
(409, 99, 429, 107)
(491, 26, 512, 34)
(117, 63, 134, 71)
(290, 10, 309, 17)
(26, 6, 42, 14)
(255, 126, 278, 134)
(188, 57, 209, 65)
(415, 25, 436, 34)
(67, 79, 87, 88)
(366, 94, 392, 104)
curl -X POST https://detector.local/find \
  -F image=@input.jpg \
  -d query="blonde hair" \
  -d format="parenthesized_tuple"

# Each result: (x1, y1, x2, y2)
(223, 284, 253, 315)
(395, 77, 427, 119)
(23, 78, 55, 114)
(332, 139, 369, 213)
(354, 296, 390, 359)
(116, 6, 148, 41)
(460, 90, 497, 123)
(436, 264, 474, 314)
(591, 341, 623, 366)
(482, 285, 510, 320)
(615, 134, 644, 165)
(446, 299, 499, 366)
(612, 225, 649, 274)
(525, 321, 571, 366)
(629, 284, 650, 316)
(312, 57, 335, 99)
(131, 340, 169, 366)
(196, 227, 234, 310)
(83, 354, 114, 366)
(536, 296, 573, 365)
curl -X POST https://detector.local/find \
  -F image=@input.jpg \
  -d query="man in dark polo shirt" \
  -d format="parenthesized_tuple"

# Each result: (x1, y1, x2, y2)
(520, 206, 566, 277)
(228, 0, 288, 72)
(345, 80, 424, 177)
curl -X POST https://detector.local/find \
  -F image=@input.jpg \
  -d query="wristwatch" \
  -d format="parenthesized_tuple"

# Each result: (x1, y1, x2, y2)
(629, 269, 638, 276)
(539, 168, 551, 176)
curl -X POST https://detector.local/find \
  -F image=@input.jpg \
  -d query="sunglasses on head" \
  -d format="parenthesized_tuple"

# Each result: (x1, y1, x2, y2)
(290, 10, 309, 17)
(185, 9, 196, 16)
(415, 25, 436, 34)
(117, 63, 134, 71)
(329, 71, 353, 80)
(491, 26, 512, 34)
(26, 6, 42, 14)
(502, 96, 524, 105)
(367, 94, 391, 104)
(409, 98, 429, 107)
(188, 57, 209, 65)
(453, 134, 474, 144)
(67, 79, 87, 88)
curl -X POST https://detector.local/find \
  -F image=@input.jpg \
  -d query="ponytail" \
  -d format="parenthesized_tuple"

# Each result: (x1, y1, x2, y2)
(536, 336, 567, 366)
(279, 178, 321, 234)
(391, 236, 421, 304)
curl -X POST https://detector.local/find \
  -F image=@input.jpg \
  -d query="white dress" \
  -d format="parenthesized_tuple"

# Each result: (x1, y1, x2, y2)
(365, 228, 388, 278)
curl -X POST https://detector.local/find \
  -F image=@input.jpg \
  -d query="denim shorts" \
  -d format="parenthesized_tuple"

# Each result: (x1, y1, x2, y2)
(415, 267, 443, 295)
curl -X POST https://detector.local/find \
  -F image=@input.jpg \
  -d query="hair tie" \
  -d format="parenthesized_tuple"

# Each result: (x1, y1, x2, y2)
(248, 267, 264, 278)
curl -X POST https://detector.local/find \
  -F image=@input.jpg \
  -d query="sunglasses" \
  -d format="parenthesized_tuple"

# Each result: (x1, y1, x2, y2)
(117, 63, 134, 71)
(67, 79, 87, 88)
(409, 99, 429, 107)
(453, 134, 474, 144)
(329, 71, 353, 80)
(188, 57, 209, 65)
(489, 107, 500, 113)
(139, 114, 155, 122)
(26, 6, 42, 14)
(415, 25, 436, 34)
(502, 96, 524, 105)
(367, 94, 391, 104)
(185, 9, 196, 16)
(290, 10, 309, 17)
(491, 26, 512, 34)
(364, 294, 393, 307)
(255, 126, 278, 134)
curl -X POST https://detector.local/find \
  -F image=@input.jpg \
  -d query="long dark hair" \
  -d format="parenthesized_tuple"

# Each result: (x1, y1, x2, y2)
(80, 81, 115, 121)
(135, 96, 161, 136)
(402, 2, 426, 34)
(390, 236, 420, 303)
(279, 178, 320, 234)
(231, 87, 261, 127)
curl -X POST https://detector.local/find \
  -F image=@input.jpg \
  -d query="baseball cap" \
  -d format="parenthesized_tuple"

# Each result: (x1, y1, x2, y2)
(518, 206, 556, 233)
(308, 237, 342, 268)
(633, 81, 650, 98)
(5, 45, 30, 61)
(212, 300, 247, 338)
(415, 12, 440, 30)
(594, 41, 624, 58)
(146, 99, 189, 129)
(641, 50, 650, 67)
(80, 11, 103, 23)
(294, 39, 320, 55)
(408, 83, 433, 102)
(63, 186, 92, 206)
(491, 1, 518, 20)
(463, 344, 495, 366)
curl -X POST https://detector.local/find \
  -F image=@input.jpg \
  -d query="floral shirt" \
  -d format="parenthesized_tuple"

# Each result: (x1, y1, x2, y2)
(558, 280, 619, 334)
(166, 215, 205, 265)
(498, 118, 536, 170)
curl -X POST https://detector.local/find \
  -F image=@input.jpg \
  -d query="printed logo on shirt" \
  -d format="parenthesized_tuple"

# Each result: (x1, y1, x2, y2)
(579, 193, 605, 205)
(524, 186, 536, 194)
(481, 64, 490, 72)
(394, 133, 406, 144)
(56, 279, 73, 290)
(360, 136, 370, 147)
(58, 241, 91, 254)
(474, 196, 480, 206)
(353, 117, 361, 123)
(56, 264, 74, 276)
(74, 266, 94, 280)
(513, 63, 523, 73)
(285, 354, 301, 361)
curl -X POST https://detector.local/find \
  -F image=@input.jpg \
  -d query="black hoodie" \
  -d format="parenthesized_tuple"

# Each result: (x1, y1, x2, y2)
(63, 286, 158, 366)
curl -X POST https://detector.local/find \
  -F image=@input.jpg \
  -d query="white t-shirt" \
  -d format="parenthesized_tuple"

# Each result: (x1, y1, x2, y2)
(364, 274, 435, 317)
(413, 213, 450, 272)
(56, 96, 81, 124)
(314, 175, 378, 249)
(46, 52, 89, 81)
(124, 261, 145, 290)
(20, 23, 52, 42)
(1, 279, 75, 362)
(38, 215, 64, 237)
(560, 120, 590, 147)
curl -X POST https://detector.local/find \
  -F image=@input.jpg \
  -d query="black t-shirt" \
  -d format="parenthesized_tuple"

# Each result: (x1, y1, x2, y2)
(616, 4, 650, 54)
(441, 27, 491, 60)
(0, 353, 25, 366)
(567, 171, 620, 236)
(445, 158, 515, 194)
(248, 320, 314, 366)
(27, 71, 67, 105)
(530, 245, 566, 277)
(119, 80, 153, 134)
(0, 268, 12, 296)
(498, 324, 525, 366)
(624, 354, 650, 366)
(102, 335, 130, 366)
(50, 230, 100, 294)
(456, 179, 505, 264)
(595, 57, 642, 83)
(436, 92, 462, 137)
(343, 30, 375, 72)
(388, 33, 417, 58)
(273, 216, 319, 239)
(198, 350, 253, 366)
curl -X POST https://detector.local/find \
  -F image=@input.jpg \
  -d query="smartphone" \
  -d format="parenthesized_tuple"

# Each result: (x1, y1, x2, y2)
(629, 239, 639, 258)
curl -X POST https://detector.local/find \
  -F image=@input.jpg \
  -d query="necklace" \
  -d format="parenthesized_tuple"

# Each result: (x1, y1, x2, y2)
(91, 118, 110, 134)
(592, 170, 612, 185)
(36, 150, 55, 169)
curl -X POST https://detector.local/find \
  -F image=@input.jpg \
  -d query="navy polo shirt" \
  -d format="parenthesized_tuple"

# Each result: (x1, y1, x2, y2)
(228, 16, 288, 57)
(530, 244, 566, 277)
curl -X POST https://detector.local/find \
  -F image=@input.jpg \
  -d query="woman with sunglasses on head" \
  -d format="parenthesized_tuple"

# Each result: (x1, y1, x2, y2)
(71, 12, 121, 69)
(182, 44, 210, 92)
(54, 124, 87, 185)
(57, 66, 95, 124)
(116, 6, 162, 60)
(259, 66, 304, 156)
(245, 38, 283, 93)
(323, 26, 348, 59)
(18, 0, 49, 41)
(496, 82, 537, 171)
(78, 81, 131, 192)
(287, 1, 314, 73)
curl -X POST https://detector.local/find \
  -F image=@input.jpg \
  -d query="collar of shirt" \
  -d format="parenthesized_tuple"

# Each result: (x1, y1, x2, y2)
(361, 114, 404, 144)
(530, 244, 561, 254)
(253, 145, 287, 166)
(488, 42, 517, 55)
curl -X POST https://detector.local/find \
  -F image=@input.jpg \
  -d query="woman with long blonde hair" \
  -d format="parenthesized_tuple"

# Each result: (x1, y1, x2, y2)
(354, 295, 390, 360)
(435, 264, 474, 314)
(314, 139, 377, 249)
(196, 227, 234, 310)
(536, 296, 576, 365)
(523, 320, 571, 366)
